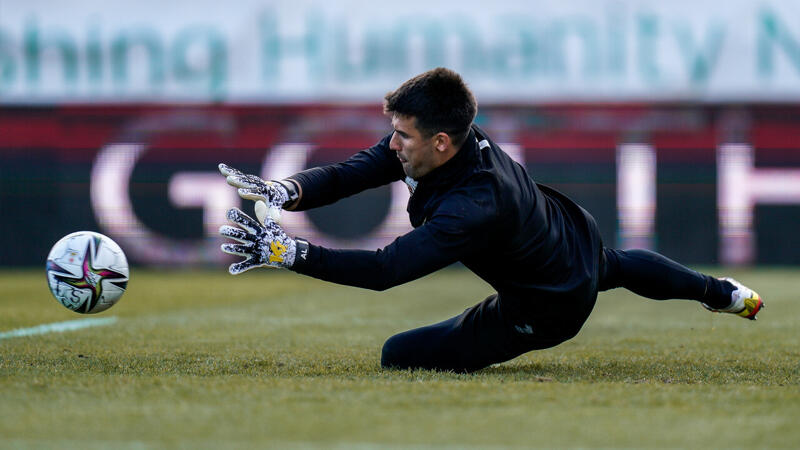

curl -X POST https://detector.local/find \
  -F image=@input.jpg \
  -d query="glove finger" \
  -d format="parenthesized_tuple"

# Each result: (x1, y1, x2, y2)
(226, 207, 261, 234)
(220, 162, 248, 188)
(218, 163, 243, 177)
(226, 175, 251, 189)
(226, 172, 267, 190)
(219, 225, 253, 243)
(229, 259, 257, 275)
(238, 188, 268, 203)
(221, 242, 255, 257)
(219, 163, 258, 187)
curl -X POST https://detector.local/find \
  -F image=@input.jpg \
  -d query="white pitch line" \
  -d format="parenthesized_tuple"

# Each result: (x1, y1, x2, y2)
(0, 317, 118, 340)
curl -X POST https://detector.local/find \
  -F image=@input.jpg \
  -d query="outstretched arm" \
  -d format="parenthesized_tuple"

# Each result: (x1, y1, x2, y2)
(290, 219, 474, 291)
(219, 133, 403, 216)
(284, 133, 405, 211)
(220, 190, 499, 291)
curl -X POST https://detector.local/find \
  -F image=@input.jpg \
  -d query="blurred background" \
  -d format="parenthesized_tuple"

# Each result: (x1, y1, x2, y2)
(2, 0, 800, 267)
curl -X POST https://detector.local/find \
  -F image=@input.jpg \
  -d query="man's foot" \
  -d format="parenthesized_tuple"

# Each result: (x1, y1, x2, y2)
(702, 278, 764, 320)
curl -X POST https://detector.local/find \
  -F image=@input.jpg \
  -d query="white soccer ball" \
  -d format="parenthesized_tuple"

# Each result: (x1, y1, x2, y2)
(46, 231, 129, 314)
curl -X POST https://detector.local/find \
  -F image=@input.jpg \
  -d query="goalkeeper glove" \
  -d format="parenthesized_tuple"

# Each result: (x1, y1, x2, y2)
(219, 207, 297, 274)
(218, 163, 299, 216)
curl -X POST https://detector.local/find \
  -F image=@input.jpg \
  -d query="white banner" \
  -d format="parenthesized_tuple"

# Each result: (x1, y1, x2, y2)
(2, 0, 800, 103)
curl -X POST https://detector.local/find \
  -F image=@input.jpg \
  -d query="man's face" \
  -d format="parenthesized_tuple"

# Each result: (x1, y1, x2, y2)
(389, 114, 440, 179)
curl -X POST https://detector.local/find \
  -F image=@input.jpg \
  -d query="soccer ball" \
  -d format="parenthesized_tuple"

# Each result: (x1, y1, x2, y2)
(46, 231, 129, 314)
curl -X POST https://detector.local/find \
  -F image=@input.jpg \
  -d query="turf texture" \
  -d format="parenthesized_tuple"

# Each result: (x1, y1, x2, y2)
(1, 268, 798, 448)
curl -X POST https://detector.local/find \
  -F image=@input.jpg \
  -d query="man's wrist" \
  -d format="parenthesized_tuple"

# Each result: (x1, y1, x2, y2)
(291, 238, 310, 269)
(276, 179, 301, 209)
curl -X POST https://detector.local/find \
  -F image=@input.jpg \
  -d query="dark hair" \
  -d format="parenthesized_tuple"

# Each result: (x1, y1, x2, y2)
(383, 67, 477, 147)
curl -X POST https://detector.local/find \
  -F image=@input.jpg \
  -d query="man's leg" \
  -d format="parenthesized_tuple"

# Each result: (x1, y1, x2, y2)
(599, 248, 763, 318)
(381, 294, 564, 372)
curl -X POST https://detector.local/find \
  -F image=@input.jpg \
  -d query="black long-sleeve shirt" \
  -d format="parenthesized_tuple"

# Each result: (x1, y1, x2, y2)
(289, 125, 604, 336)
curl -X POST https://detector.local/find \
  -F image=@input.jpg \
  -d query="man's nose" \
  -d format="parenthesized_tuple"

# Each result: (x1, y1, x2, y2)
(389, 132, 401, 151)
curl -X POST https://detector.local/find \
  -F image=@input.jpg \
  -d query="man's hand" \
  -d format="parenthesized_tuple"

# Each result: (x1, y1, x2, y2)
(218, 163, 291, 211)
(219, 207, 296, 274)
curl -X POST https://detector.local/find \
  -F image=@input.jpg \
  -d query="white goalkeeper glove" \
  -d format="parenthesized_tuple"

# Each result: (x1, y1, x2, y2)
(219, 207, 296, 274)
(218, 163, 299, 221)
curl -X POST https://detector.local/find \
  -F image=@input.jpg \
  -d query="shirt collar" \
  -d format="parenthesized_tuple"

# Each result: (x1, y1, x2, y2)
(416, 128, 479, 188)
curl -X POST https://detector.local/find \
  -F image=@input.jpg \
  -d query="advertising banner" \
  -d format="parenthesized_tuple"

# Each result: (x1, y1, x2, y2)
(3, 104, 800, 267)
(2, 0, 800, 103)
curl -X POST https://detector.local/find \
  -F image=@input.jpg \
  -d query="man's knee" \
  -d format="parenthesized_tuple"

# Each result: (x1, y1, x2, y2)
(381, 334, 405, 369)
(380, 314, 475, 372)
(381, 330, 423, 369)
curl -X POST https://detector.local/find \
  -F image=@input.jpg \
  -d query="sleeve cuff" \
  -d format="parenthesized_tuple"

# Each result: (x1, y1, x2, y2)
(291, 238, 311, 270)
(278, 179, 301, 209)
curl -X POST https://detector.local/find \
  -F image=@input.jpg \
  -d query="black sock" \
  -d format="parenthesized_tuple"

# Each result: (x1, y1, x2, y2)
(702, 277, 735, 309)
(600, 248, 734, 308)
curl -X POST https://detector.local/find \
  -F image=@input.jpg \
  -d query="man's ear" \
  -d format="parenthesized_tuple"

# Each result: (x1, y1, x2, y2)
(434, 132, 451, 152)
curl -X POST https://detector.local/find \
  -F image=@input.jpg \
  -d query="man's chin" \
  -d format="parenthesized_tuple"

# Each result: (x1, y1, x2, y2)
(402, 165, 417, 179)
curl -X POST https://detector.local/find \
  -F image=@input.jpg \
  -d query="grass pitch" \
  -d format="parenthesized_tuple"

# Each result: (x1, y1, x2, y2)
(1, 267, 798, 448)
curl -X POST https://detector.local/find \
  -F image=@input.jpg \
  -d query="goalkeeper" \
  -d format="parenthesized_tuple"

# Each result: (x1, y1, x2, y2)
(219, 67, 763, 373)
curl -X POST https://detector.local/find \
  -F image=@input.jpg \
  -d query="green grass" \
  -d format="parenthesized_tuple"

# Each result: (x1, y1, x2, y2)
(1, 267, 798, 448)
